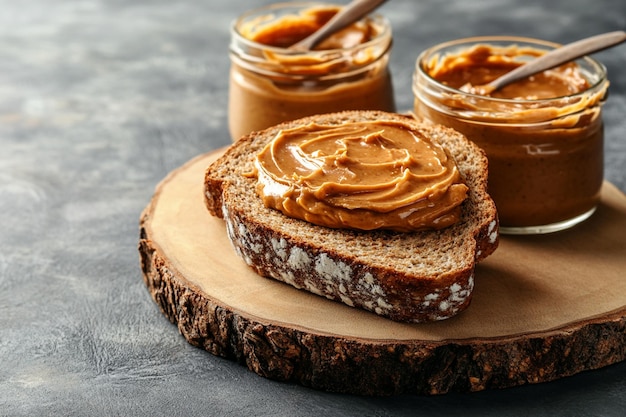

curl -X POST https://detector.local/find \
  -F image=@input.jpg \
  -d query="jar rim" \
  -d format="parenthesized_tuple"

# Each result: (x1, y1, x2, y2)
(230, 2, 392, 58)
(414, 35, 608, 105)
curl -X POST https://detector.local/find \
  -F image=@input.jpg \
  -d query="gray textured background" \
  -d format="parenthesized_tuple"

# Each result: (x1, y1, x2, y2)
(1, 0, 625, 416)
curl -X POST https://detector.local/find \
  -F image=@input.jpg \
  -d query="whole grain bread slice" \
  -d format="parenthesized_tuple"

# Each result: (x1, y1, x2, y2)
(204, 111, 498, 323)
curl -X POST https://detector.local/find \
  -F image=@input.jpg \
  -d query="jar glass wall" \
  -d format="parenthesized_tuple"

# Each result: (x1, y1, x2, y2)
(228, 2, 395, 141)
(413, 36, 608, 234)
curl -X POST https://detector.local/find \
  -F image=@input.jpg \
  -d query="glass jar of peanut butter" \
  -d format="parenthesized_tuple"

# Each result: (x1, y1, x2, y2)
(228, 2, 395, 141)
(413, 36, 609, 234)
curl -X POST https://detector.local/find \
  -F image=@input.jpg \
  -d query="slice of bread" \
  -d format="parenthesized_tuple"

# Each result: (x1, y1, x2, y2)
(204, 111, 498, 323)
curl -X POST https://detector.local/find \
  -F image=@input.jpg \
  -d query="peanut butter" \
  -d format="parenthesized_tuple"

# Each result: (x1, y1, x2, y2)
(242, 7, 372, 50)
(228, 4, 395, 140)
(252, 120, 468, 232)
(432, 45, 590, 100)
(413, 38, 608, 233)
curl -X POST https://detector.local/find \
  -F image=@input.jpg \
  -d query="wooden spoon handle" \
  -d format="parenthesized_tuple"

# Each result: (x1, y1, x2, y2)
(488, 31, 626, 92)
(291, 0, 388, 50)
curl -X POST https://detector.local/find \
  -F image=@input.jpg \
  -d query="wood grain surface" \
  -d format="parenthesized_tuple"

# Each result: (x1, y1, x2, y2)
(139, 149, 626, 395)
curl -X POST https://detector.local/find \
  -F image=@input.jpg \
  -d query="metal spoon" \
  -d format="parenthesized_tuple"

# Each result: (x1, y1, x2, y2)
(461, 30, 626, 95)
(290, 0, 388, 51)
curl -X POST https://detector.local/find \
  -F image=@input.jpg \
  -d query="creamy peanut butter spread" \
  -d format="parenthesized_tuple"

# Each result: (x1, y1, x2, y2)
(228, 6, 395, 140)
(415, 43, 608, 228)
(243, 7, 374, 50)
(430, 45, 590, 99)
(251, 121, 468, 232)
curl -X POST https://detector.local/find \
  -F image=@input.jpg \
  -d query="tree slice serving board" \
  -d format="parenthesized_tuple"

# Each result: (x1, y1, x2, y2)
(139, 149, 626, 396)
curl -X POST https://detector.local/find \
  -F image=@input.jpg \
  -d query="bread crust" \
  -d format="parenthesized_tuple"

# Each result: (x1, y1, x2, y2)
(205, 111, 498, 322)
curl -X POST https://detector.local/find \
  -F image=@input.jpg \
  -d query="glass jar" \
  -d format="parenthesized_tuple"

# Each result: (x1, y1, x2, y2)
(413, 36, 609, 234)
(228, 2, 395, 141)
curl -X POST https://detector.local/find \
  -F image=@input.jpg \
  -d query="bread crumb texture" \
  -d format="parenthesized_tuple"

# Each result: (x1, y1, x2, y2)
(223, 202, 475, 322)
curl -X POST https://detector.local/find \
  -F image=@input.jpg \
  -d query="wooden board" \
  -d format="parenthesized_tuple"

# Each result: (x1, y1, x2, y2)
(139, 149, 626, 396)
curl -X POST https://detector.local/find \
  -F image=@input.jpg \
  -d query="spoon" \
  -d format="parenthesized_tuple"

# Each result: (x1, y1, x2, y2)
(461, 30, 626, 95)
(290, 0, 388, 51)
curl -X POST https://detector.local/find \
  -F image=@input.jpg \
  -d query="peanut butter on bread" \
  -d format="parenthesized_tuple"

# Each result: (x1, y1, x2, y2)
(204, 111, 499, 323)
